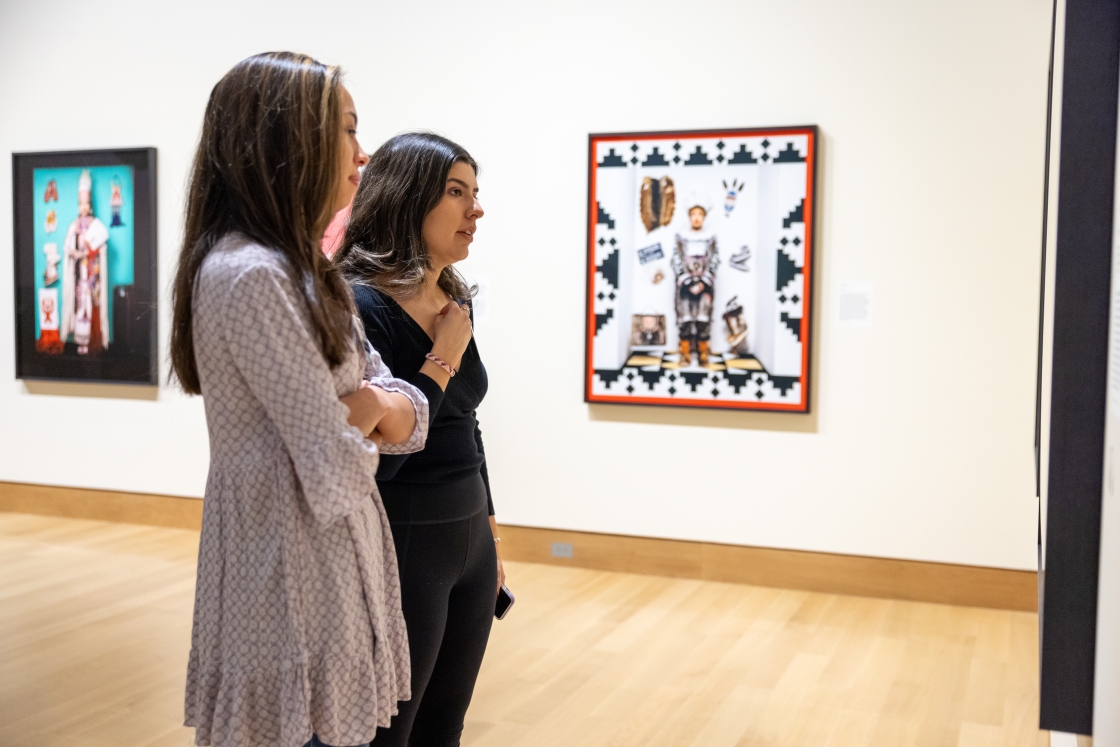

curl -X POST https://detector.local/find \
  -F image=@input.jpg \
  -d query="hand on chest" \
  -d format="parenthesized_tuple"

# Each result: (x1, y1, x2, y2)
(398, 294, 454, 340)
(390, 300, 487, 410)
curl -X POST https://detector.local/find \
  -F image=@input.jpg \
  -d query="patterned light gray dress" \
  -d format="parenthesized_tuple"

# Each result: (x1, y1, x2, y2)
(184, 236, 425, 747)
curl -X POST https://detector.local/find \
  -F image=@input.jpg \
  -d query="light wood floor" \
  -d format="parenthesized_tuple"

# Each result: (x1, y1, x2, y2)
(0, 513, 1047, 747)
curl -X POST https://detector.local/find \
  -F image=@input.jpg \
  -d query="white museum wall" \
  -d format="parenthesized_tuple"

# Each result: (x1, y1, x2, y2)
(0, 0, 1051, 570)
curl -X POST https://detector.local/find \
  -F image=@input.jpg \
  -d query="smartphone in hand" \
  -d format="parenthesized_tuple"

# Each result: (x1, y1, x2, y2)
(495, 584, 515, 620)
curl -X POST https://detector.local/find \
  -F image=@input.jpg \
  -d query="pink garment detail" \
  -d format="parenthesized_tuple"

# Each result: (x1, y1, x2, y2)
(322, 205, 351, 258)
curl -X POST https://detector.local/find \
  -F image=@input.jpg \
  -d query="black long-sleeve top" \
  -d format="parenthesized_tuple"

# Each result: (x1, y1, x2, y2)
(353, 284, 494, 521)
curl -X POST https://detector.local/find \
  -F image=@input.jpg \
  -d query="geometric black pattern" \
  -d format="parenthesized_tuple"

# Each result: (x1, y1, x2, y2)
(680, 371, 709, 391)
(782, 199, 804, 229)
(597, 202, 616, 230)
(596, 248, 620, 288)
(780, 311, 802, 341)
(724, 370, 752, 394)
(595, 367, 626, 386)
(769, 375, 799, 395)
(599, 148, 626, 167)
(684, 146, 713, 166)
(774, 143, 806, 163)
(728, 144, 759, 164)
(777, 248, 800, 291)
(639, 368, 665, 389)
(594, 308, 614, 334)
(642, 147, 670, 167)
(591, 350, 800, 403)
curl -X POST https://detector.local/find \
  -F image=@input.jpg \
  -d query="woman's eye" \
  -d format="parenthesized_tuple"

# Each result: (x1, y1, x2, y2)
(450, 188, 462, 196)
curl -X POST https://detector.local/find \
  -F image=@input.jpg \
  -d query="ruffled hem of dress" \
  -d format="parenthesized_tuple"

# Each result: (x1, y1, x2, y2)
(295, 426, 380, 527)
(185, 653, 398, 747)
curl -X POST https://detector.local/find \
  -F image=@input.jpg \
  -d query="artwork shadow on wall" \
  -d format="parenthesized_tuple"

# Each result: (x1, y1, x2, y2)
(12, 148, 158, 385)
(584, 127, 818, 413)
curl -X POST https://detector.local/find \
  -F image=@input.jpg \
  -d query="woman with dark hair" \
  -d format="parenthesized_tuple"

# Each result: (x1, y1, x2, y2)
(171, 53, 425, 747)
(335, 132, 500, 747)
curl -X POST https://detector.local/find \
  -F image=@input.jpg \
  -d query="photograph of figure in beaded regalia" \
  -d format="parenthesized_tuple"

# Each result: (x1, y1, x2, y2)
(584, 127, 817, 412)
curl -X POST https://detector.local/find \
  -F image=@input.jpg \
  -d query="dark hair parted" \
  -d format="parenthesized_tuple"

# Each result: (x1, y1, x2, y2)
(334, 132, 477, 301)
(170, 51, 355, 394)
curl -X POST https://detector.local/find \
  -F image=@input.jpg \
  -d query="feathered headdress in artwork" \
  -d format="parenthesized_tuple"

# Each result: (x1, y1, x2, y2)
(683, 191, 712, 216)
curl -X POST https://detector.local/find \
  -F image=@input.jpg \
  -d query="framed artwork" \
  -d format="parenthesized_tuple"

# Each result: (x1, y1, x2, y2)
(584, 127, 817, 412)
(12, 148, 158, 384)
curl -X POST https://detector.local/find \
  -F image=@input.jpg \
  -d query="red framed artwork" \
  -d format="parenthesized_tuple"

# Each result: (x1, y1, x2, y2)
(584, 127, 817, 412)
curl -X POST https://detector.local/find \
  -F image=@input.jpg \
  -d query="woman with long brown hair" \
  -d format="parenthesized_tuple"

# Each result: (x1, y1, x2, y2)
(335, 132, 500, 747)
(171, 53, 426, 747)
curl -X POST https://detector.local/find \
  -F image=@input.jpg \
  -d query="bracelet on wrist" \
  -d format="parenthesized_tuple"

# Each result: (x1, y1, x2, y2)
(425, 352, 457, 377)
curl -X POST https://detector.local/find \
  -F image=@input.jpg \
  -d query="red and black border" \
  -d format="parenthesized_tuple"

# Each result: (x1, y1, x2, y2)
(583, 126, 818, 412)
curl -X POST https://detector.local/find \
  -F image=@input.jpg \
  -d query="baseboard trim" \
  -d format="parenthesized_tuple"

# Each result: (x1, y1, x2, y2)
(497, 525, 1038, 612)
(0, 481, 1037, 611)
(0, 481, 203, 530)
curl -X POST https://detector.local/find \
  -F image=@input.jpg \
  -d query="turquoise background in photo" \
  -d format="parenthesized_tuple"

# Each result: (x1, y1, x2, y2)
(31, 165, 135, 341)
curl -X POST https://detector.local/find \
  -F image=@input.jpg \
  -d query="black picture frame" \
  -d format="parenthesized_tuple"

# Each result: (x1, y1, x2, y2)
(12, 148, 158, 385)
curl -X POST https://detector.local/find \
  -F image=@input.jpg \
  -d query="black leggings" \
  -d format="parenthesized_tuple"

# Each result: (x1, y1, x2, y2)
(374, 507, 496, 747)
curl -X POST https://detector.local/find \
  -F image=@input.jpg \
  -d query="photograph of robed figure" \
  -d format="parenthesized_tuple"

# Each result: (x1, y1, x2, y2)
(12, 148, 158, 384)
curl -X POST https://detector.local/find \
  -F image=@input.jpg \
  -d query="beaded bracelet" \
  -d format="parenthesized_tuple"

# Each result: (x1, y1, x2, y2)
(425, 352, 457, 377)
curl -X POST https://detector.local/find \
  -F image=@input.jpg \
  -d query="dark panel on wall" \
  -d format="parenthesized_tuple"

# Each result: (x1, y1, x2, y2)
(1041, 0, 1120, 734)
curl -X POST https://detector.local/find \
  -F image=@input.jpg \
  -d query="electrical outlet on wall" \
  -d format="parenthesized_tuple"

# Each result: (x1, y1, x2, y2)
(551, 542, 573, 558)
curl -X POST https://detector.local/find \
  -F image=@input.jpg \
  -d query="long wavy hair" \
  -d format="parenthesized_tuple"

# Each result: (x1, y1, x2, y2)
(334, 132, 477, 301)
(170, 51, 355, 394)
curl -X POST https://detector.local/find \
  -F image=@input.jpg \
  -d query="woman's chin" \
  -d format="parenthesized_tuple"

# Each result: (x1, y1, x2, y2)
(333, 187, 358, 215)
